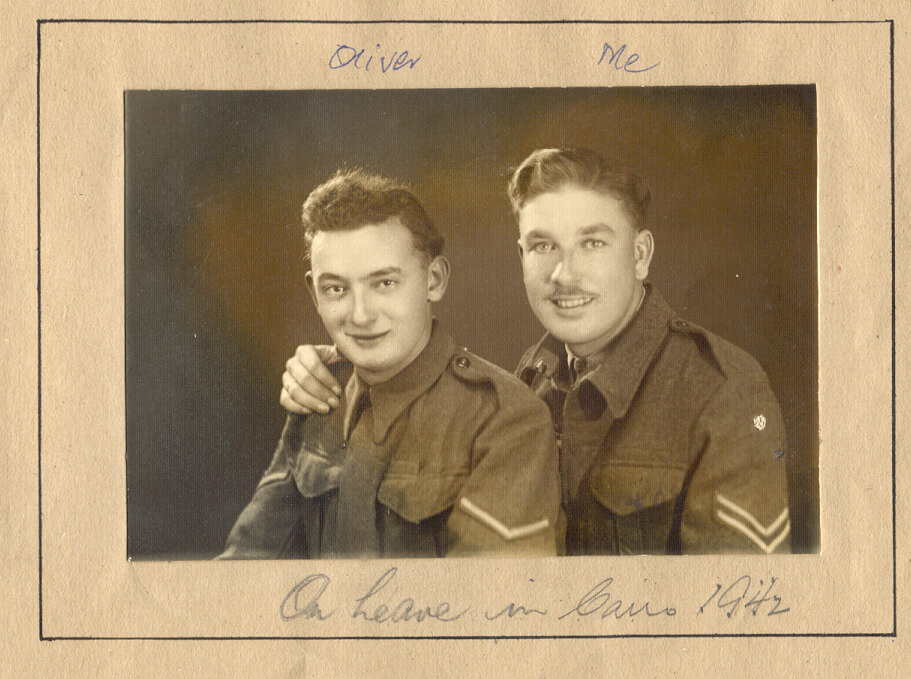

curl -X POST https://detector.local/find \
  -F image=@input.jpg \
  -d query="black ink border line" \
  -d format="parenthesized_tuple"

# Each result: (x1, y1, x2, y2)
(35, 18, 887, 24)
(32, 632, 904, 641)
(36, 16, 43, 642)
(889, 17, 896, 640)
(36, 17, 896, 641)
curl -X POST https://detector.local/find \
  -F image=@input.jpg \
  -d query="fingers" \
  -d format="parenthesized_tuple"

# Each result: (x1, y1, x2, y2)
(279, 345, 342, 414)
(279, 384, 315, 415)
(280, 370, 333, 414)
(302, 345, 344, 396)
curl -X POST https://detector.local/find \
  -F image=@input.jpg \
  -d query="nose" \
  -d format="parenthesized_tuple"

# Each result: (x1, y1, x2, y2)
(549, 250, 577, 286)
(349, 289, 377, 327)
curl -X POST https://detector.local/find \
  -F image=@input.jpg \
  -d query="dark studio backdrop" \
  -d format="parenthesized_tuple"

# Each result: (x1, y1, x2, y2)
(125, 87, 818, 558)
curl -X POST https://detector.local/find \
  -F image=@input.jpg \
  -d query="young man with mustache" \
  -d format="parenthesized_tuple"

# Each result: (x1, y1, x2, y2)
(279, 149, 790, 555)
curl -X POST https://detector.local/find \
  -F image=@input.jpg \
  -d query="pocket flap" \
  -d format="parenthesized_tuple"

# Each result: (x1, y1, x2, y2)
(589, 462, 687, 517)
(377, 472, 466, 524)
(291, 450, 342, 498)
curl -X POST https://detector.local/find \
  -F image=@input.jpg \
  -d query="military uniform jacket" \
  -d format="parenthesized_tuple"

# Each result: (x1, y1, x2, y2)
(516, 286, 790, 555)
(221, 323, 562, 559)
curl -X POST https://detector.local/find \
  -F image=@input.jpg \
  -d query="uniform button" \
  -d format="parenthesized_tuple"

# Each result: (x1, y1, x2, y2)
(675, 320, 689, 328)
(340, 442, 347, 449)
(455, 356, 470, 369)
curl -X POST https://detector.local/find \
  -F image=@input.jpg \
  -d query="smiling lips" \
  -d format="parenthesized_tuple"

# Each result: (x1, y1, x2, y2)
(347, 331, 389, 345)
(550, 295, 596, 309)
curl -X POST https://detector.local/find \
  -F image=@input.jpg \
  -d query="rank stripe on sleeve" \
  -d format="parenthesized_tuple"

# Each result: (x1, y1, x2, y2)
(715, 493, 790, 554)
(459, 497, 550, 541)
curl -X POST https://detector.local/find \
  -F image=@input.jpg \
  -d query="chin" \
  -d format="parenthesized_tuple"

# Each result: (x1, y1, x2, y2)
(542, 323, 591, 346)
(556, 330, 599, 348)
(536, 312, 591, 343)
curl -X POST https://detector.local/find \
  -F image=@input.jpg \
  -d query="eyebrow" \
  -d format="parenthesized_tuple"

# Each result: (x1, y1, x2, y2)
(522, 223, 617, 241)
(367, 267, 403, 279)
(315, 266, 403, 285)
(314, 272, 346, 285)
(578, 223, 617, 236)
(521, 229, 551, 241)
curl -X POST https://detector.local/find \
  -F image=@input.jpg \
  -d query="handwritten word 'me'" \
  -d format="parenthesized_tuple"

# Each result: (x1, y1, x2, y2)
(597, 43, 660, 73)
(329, 44, 421, 72)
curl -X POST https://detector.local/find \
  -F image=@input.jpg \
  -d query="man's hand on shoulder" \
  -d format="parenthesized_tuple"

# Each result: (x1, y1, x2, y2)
(279, 345, 342, 415)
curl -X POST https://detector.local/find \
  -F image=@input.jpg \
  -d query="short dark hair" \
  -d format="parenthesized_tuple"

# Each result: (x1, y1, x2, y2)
(508, 148, 651, 229)
(301, 169, 444, 260)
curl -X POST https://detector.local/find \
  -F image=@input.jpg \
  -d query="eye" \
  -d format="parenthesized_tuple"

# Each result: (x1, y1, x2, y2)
(373, 278, 399, 292)
(322, 285, 346, 297)
(582, 238, 606, 249)
(531, 241, 555, 254)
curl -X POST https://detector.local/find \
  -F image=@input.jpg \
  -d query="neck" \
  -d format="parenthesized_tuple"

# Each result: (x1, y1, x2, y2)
(567, 283, 646, 359)
(354, 320, 434, 386)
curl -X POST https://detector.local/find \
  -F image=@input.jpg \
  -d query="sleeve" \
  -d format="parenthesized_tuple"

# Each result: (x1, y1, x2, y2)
(444, 381, 565, 557)
(216, 416, 307, 559)
(681, 367, 791, 554)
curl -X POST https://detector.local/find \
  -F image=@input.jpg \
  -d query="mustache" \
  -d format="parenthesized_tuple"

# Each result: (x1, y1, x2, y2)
(548, 287, 597, 297)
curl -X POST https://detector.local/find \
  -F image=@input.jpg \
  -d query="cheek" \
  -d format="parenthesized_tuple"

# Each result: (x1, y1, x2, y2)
(592, 251, 631, 281)
(318, 300, 347, 324)
(386, 287, 424, 319)
(523, 257, 552, 281)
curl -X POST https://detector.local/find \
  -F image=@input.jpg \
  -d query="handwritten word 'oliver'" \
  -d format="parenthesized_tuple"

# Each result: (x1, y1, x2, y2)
(597, 42, 660, 73)
(329, 44, 421, 72)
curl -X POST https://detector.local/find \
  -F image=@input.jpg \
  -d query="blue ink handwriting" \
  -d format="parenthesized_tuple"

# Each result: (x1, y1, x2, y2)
(597, 42, 660, 73)
(329, 44, 421, 72)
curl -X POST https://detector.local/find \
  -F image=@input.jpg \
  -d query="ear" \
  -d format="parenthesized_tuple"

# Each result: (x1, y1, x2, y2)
(305, 270, 320, 308)
(633, 229, 655, 281)
(426, 255, 451, 303)
(516, 238, 526, 260)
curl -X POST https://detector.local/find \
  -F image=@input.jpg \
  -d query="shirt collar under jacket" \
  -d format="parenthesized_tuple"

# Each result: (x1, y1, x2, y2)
(531, 283, 674, 419)
(564, 283, 647, 376)
(343, 319, 457, 444)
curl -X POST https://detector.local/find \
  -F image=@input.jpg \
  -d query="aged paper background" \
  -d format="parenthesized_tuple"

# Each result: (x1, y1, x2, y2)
(2, 0, 908, 676)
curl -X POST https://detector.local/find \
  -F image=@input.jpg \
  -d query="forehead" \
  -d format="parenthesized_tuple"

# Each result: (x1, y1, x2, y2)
(309, 218, 423, 276)
(517, 186, 635, 237)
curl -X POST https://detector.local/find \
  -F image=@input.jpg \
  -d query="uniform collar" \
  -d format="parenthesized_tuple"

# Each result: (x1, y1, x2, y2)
(344, 320, 457, 444)
(582, 284, 672, 418)
(529, 284, 674, 419)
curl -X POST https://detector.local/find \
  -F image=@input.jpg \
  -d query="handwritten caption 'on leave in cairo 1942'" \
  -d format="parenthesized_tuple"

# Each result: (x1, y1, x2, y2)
(279, 568, 789, 626)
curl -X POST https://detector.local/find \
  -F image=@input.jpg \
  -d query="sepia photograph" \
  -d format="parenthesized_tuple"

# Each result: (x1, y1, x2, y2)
(124, 87, 819, 561)
(17, 12, 901, 671)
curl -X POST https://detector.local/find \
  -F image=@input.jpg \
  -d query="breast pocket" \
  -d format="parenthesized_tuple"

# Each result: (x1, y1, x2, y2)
(377, 468, 467, 524)
(585, 461, 688, 554)
(373, 469, 467, 557)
